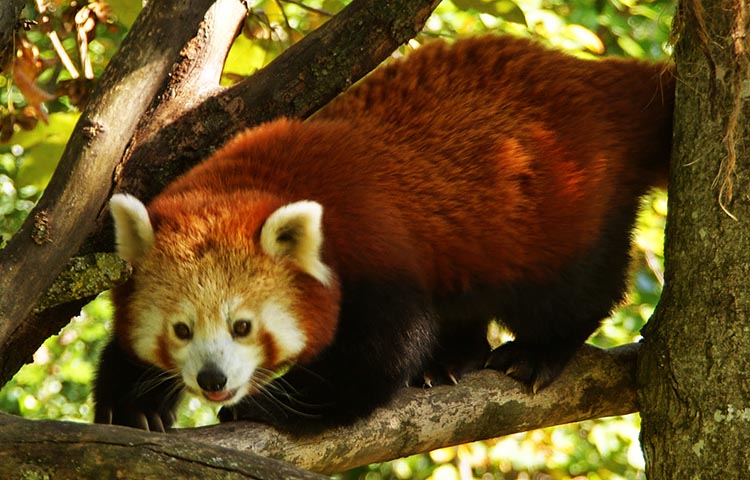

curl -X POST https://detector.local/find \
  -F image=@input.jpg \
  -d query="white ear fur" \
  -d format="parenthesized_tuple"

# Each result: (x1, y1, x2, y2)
(109, 193, 155, 263)
(261, 201, 333, 286)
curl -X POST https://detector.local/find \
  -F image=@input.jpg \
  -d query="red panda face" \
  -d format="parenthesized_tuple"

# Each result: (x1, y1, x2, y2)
(109, 194, 340, 406)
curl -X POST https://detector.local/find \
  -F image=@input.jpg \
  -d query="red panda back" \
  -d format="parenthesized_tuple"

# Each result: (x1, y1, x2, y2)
(162, 36, 673, 293)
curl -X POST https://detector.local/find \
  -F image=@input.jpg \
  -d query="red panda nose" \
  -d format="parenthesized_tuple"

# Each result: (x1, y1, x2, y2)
(197, 365, 228, 392)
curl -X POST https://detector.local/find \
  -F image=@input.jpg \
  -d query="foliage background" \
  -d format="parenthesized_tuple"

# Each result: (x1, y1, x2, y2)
(0, 0, 672, 478)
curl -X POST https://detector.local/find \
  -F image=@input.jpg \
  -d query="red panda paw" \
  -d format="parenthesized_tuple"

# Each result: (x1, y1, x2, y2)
(409, 352, 488, 388)
(409, 369, 460, 388)
(95, 405, 176, 433)
(409, 324, 491, 388)
(485, 340, 581, 393)
(93, 338, 181, 432)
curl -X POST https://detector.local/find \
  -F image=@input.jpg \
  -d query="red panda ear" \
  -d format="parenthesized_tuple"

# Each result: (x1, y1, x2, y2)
(109, 193, 155, 264)
(260, 200, 333, 286)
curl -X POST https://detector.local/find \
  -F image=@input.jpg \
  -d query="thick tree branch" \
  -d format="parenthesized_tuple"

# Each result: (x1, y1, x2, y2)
(0, 344, 637, 477)
(183, 344, 638, 473)
(0, 413, 327, 480)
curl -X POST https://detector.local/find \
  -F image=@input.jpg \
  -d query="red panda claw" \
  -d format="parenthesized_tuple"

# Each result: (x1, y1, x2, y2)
(149, 413, 166, 433)
(94, 407, 113, 425)
(134, 414, 150, 431)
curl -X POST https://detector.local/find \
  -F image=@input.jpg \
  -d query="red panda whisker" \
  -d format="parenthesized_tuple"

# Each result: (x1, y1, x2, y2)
(246, 380, 322, 420)
(134, 368, 182, 397)
(253, 387, 326, 420)
(250, 369, 334, 415)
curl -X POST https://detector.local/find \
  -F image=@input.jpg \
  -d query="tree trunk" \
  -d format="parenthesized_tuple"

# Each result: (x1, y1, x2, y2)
(638, 0, 750, 475)
(0, 0, 24, 73)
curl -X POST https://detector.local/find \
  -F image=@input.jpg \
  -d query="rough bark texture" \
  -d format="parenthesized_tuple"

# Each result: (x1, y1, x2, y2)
(637, 0, 750, 475)
(0, 0, 440, 388)
(0, 413, 327, 480)
(0, 344, 637, 477)
(0, 0, 25, 73)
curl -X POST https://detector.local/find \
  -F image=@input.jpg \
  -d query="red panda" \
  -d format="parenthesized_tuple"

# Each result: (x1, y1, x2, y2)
(94, 35, 674, 432)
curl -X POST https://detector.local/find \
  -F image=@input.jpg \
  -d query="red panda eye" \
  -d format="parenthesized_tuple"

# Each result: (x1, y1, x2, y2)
(173, 322, 192, 340)
(232, 320, 251, 337)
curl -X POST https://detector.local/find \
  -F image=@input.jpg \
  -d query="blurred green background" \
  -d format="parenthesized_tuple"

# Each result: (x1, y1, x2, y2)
(0, 0, 672, 478)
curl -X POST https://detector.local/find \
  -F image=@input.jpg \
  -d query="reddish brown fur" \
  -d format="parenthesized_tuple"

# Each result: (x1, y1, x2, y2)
(163, 36, 673, 295)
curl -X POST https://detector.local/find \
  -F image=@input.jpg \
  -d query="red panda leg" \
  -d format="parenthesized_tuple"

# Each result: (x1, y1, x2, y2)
(485, 205, 639, 392)
(410, 318, 491, 387)
(219, 280, 439, 432)
(94, 338, 182, 431)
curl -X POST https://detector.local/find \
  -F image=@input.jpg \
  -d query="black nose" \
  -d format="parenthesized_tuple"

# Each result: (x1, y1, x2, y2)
(197, 365, 228, 392)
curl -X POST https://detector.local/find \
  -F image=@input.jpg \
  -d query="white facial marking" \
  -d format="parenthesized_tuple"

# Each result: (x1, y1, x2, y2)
(131, 304, 164, 365)
(165, 297, 306, 406)
(260, 300, 306, 358)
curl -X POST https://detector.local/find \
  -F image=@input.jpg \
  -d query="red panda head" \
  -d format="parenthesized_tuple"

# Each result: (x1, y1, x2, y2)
(109, 192, 340, 406)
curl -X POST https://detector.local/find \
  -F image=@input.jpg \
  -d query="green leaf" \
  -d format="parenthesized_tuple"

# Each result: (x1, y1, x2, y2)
(223, 36, 274, 81)
(106, 0, 143, 27)
(617, 35, 646, 58)
(13, 112, 79, 190)
(59, 358, 95, 384)
(450, 0, 527, 26)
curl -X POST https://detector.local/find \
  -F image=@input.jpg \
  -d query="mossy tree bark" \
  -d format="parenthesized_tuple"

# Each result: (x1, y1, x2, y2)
(637, 0, 750, 475)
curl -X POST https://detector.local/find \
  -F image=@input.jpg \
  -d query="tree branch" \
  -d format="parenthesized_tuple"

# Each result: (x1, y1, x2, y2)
(0, 413, 327, 480)
(182, 344, 638, 473)
(0, 344, 637, 477)
(0, 0, 24, 73)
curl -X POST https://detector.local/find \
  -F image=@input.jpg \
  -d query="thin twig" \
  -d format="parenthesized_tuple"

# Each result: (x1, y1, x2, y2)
(280, 0, 334, 17)
(48, 30, 80, 79)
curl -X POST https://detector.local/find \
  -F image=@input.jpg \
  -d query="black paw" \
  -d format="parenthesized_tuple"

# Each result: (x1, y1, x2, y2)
(94, 338, 181, 432)
(485, 340, 578, 393)
(409, 352, 488, 388)
(410, 367, 461, 388)
(411, 330, 491, 388)
(96, 403, 176, 432)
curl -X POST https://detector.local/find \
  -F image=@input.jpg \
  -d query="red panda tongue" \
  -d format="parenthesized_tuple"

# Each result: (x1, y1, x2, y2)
(204, 389, 236, 403)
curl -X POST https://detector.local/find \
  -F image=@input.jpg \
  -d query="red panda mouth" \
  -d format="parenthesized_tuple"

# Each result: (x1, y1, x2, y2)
(202, 388, 239, 403)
